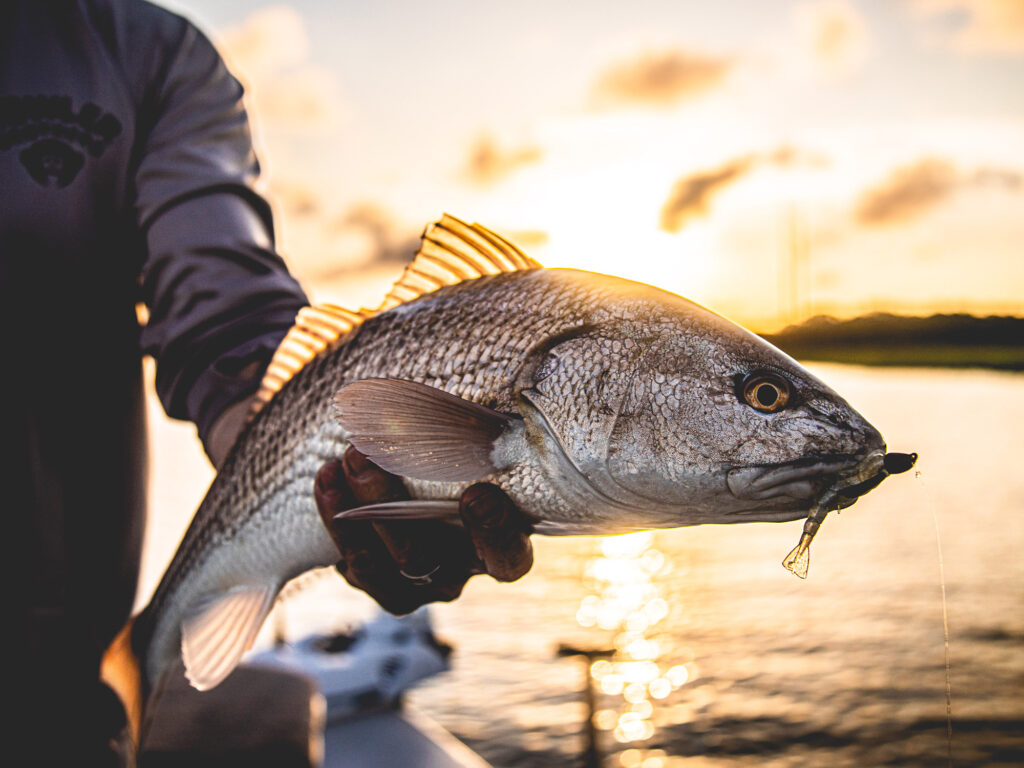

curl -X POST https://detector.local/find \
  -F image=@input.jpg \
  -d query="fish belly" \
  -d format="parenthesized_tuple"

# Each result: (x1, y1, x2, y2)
(146, 428, 346, 683)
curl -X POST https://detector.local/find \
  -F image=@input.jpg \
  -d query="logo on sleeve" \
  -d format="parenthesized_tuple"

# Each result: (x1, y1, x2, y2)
(0, 95, 122, 188)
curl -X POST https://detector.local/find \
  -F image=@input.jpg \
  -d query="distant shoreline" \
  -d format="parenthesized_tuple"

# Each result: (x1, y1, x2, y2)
(759, 313, 1024, 371)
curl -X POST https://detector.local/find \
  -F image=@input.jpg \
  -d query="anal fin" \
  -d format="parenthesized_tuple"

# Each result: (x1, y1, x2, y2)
(181, 584, 276, 691)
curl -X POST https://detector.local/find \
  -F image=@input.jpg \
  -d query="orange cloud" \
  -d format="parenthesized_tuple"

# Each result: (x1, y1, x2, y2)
(855, 158, 960, 225)
(269, 179, 320, 218)
(463, 134, 543, 186)
(218, 5, 344, 133)
(330, 204, 421, 267)
(855, 157, 1022, 225)
(660, 148, 826, 233)
(913, 0, 1024, 54)
(660, 158, 754, 233)
(591, 49, 733, 108)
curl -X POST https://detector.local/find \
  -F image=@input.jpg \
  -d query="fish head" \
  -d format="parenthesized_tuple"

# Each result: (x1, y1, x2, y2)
(516, 280, 889, 530)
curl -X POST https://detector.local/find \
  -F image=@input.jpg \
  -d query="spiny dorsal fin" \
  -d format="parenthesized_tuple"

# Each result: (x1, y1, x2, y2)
(253, 303, 371, 413)
(377, 213, 542, 311)
(252, 215, 541, 415)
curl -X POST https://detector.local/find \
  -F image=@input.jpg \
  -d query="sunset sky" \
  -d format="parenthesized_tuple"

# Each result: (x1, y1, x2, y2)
(162, 0, 1024, 330)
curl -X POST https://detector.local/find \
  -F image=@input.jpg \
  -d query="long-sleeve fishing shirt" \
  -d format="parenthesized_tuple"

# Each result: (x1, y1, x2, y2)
(1, 1, 309, 753)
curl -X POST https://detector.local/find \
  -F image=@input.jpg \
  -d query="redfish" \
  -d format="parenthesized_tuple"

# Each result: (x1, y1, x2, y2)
(103, 215, 913, 744)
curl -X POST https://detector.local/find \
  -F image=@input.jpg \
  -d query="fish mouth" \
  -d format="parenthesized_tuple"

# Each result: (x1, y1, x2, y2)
(727, 451, 917, 511)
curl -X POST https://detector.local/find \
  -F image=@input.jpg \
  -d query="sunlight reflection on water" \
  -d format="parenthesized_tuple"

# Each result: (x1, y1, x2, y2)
(575, 532, 692, 753)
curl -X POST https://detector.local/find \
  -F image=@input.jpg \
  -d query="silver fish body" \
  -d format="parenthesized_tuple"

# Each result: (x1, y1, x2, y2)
(120, 221, 900, 709)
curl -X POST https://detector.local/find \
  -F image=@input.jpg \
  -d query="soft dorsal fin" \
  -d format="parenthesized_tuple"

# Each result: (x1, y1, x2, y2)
(253, 303, 371, 412)
(251, 214, 541, 415)
(377, 214, 542, 311)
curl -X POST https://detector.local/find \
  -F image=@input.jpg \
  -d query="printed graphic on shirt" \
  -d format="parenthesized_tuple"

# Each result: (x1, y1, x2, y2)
(0, 95, 122, 188)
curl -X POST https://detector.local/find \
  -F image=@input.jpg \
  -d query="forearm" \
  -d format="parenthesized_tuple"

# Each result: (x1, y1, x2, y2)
(140, 191, 307, 454)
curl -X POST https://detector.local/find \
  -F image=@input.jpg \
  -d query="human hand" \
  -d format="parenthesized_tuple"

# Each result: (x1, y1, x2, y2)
(205, 395, 257, 469)
(314, 447, 534, 615)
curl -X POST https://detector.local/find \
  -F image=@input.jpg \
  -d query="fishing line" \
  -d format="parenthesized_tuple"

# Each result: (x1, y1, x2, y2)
(917, 468, 953, 768)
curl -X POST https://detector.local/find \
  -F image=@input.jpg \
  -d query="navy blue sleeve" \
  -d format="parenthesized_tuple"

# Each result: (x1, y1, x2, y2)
(132, 13, 308, 448)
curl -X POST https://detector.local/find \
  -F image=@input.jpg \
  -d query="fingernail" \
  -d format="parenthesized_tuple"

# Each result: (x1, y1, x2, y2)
(343, 447, 373, 477)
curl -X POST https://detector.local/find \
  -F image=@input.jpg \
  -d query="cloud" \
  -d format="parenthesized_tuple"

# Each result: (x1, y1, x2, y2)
(329, 204, 421, 268)
(912, 0, 1024, 54)
(660, 158, 755, 233)
(218, 5, 344, 132)
(463, 134, 543, 186)
(659, 148, 826, 233)
(855, 157, 1023, 225)
(591, 49, 733, 108)
(269, 178, 321, 218)
(855, 158, 959, 225)
(793, 0, 871, 76)
(971, 166, 1024, 189)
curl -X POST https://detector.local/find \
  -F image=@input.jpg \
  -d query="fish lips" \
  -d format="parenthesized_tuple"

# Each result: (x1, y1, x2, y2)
(727, 451, 917, 509)
(726, 457, 861, 505)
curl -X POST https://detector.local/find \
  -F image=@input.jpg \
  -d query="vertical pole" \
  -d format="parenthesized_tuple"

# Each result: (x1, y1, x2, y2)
(789, 203, 799, 324)
(581, 656, 600, 768)
(558, 644, 613, 768)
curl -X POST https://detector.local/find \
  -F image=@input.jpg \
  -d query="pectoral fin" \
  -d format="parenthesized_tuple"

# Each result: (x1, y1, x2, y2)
(334, 379, 516, 482)
(180, 584, 276, 691)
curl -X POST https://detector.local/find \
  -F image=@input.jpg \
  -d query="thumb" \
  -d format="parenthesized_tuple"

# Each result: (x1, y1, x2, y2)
(459, 484, 533, 583)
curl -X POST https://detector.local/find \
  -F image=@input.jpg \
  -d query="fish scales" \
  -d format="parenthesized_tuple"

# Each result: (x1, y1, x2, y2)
(138, 270, 612, 677)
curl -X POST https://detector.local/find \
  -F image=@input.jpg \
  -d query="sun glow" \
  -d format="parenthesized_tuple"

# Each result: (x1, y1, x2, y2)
(478, 116, 727, 302)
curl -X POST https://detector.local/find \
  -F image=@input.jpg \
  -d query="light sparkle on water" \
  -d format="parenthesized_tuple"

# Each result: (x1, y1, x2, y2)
(575, 531, 696, 754)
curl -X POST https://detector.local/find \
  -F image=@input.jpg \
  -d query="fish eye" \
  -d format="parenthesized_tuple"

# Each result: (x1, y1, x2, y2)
(741, 372, 791, 413)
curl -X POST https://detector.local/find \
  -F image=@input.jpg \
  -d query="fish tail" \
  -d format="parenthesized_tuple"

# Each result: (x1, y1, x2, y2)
(100, 616, 145, 749)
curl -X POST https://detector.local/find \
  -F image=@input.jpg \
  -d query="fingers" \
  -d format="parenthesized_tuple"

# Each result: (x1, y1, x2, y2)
(314, 447, 473, 614)
(338, 448, 476, 581)
(313, 448, 533, 618)
(314, 458, 355, 535)
(314, 448, 414, 568)
(345, 523, 469, 616)
(205, 395, 258, 469)
(374, 518, 484, 581)
(459, 483, 533, 582)
(330, 518, 425, 615)
(342, 447, 407, 506)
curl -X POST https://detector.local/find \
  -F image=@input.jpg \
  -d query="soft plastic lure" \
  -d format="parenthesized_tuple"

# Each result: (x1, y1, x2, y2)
(782, 451, 917, 578)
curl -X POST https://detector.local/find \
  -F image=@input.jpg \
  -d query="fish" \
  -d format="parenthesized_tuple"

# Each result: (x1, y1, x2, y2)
(102, 214, 914, 744)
